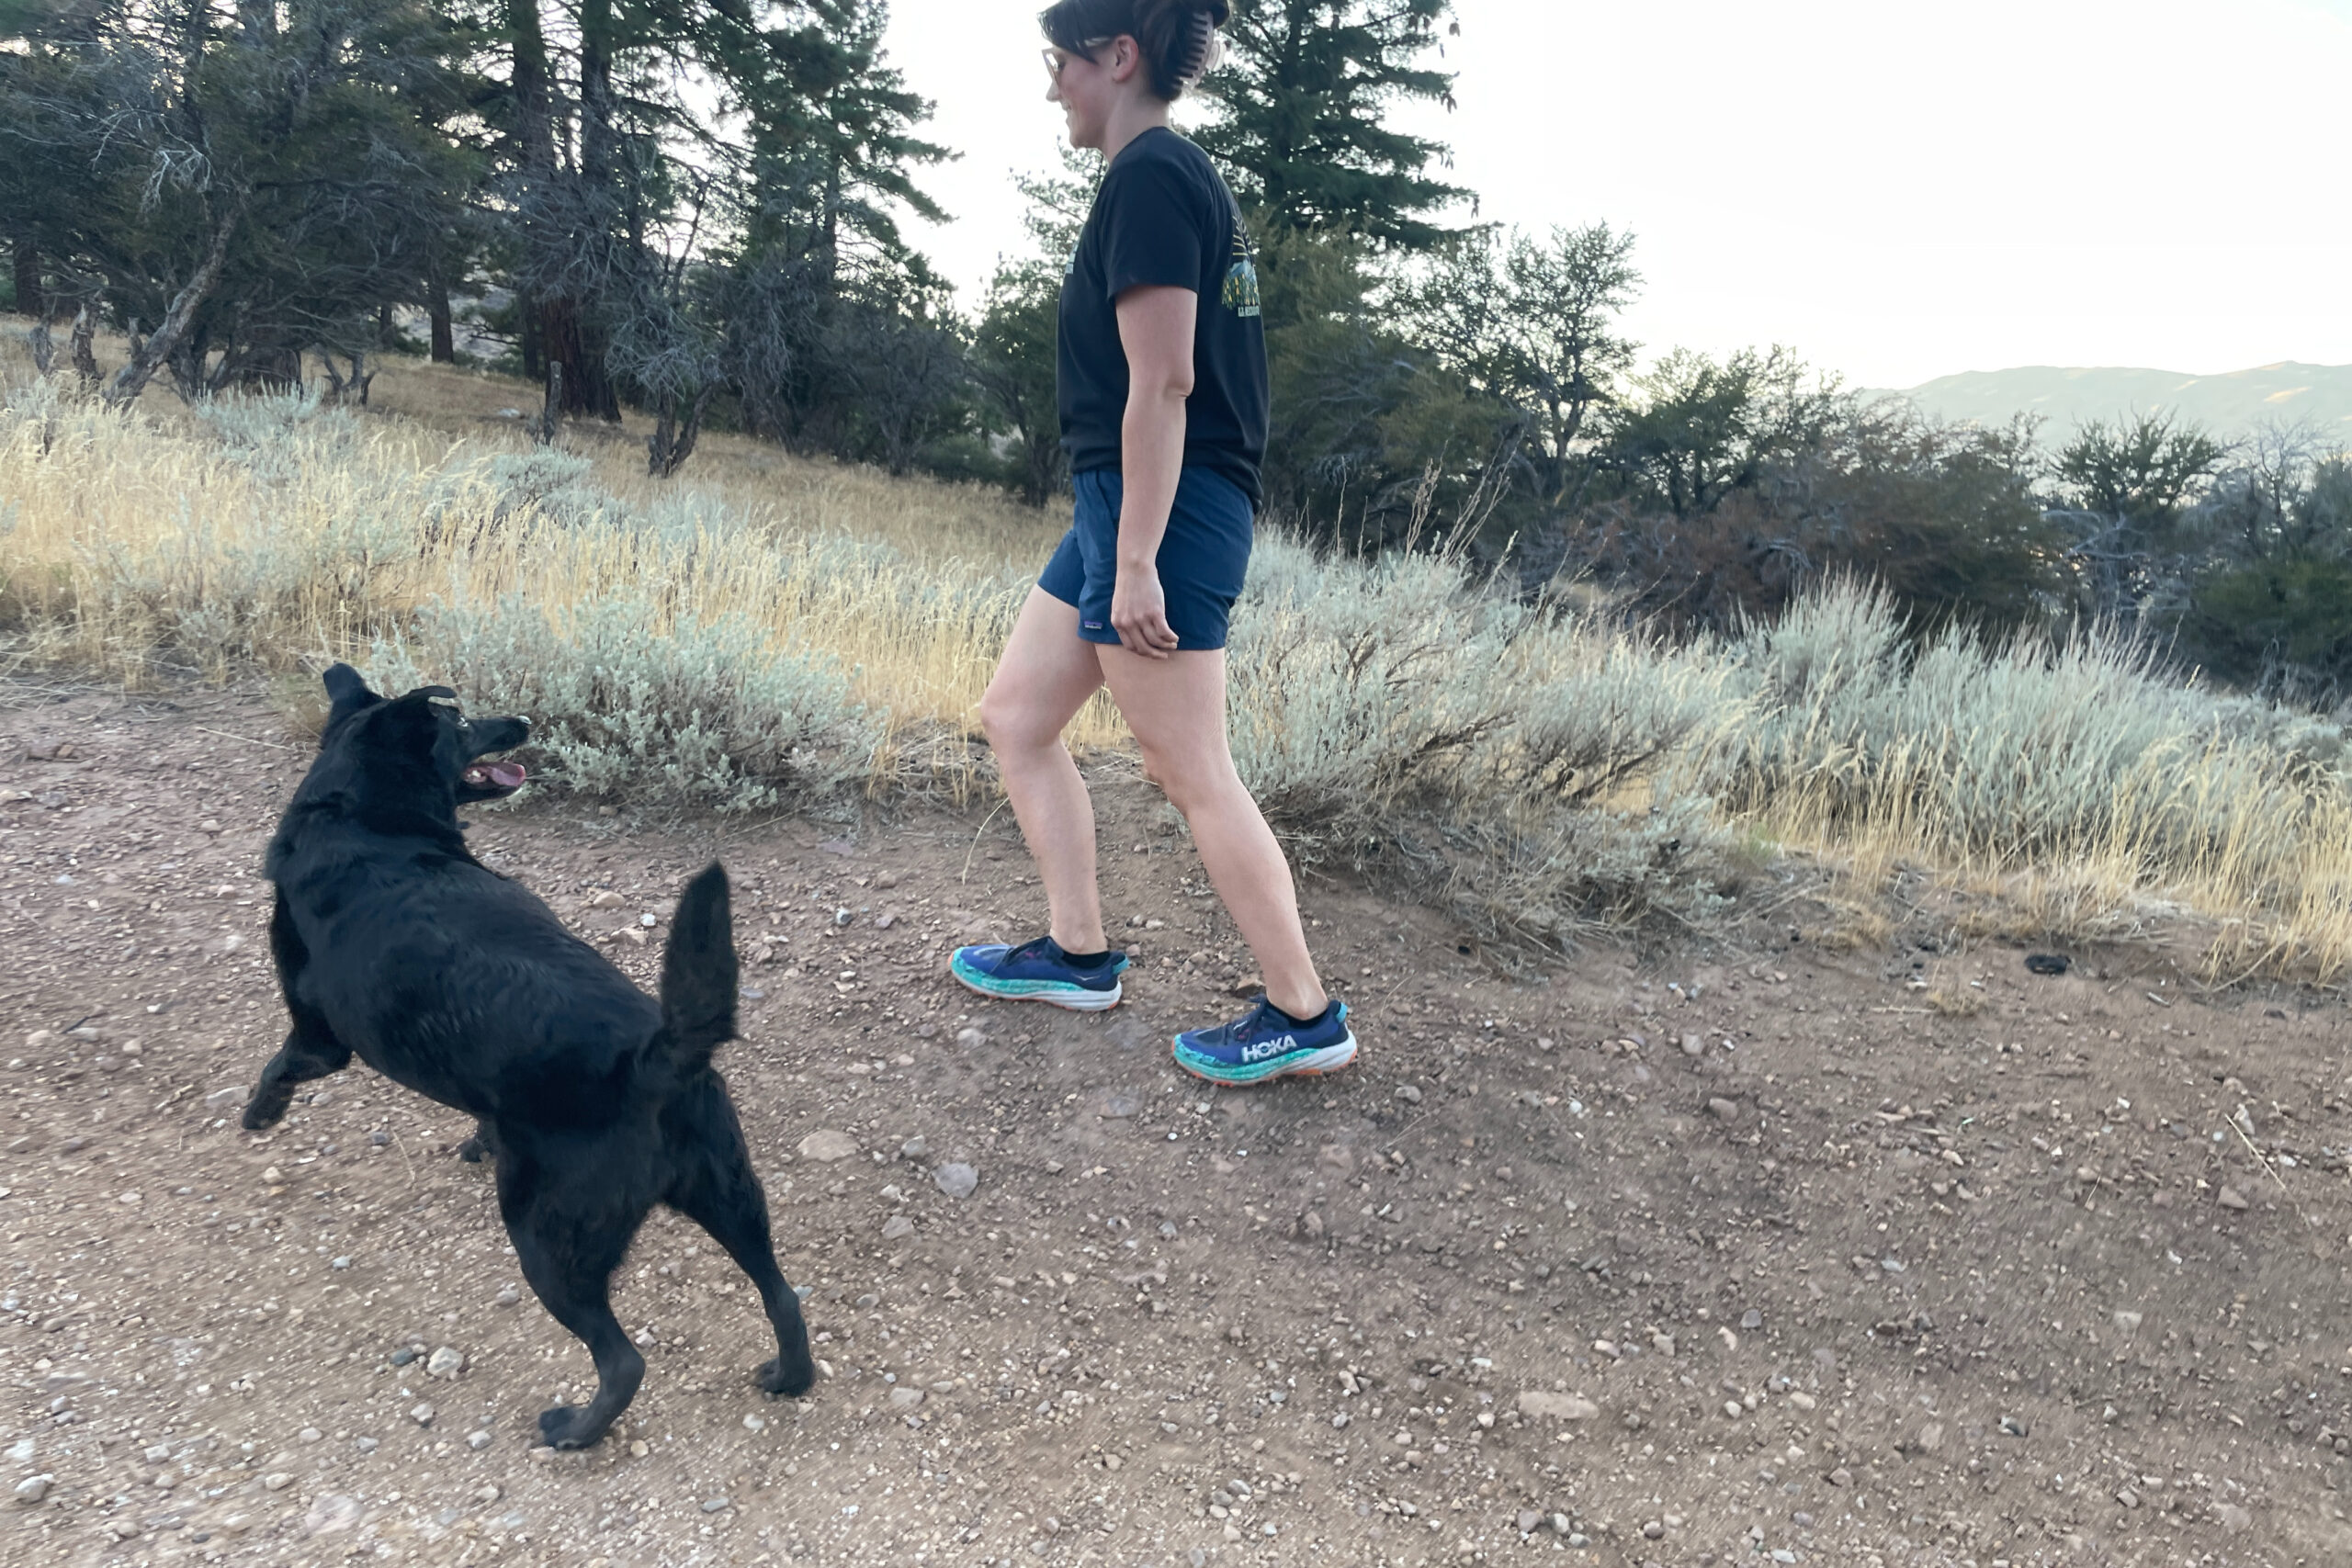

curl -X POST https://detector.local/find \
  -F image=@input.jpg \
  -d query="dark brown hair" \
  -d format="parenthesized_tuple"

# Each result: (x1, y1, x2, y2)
(1040, 0, 1231, 102)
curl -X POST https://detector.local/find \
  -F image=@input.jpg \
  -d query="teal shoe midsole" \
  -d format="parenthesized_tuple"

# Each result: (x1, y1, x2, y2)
(1172, 1034, 1358, 1084)
(950, 951, 1123, 1011)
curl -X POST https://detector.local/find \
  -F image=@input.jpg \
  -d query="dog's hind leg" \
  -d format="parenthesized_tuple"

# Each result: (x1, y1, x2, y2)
(496, 1154, 649, 1450)
(241, 1025, 352, 1131)
(663, 1076, 817, 1399)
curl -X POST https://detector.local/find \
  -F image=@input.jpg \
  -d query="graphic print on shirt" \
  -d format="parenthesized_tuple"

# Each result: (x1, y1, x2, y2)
(1221, 227, 1261, 319)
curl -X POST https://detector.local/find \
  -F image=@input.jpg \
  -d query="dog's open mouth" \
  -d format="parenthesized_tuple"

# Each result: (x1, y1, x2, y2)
(461, 761, 528, 797)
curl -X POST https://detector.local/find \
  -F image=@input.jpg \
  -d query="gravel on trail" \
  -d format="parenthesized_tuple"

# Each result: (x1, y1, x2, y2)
(5, 679, 2352, 1566)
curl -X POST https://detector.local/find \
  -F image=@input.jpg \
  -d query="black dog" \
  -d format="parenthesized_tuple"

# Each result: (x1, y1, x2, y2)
(242, 664, 816, 1449)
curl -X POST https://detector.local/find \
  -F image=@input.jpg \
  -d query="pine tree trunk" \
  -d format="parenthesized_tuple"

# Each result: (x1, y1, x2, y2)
(578, 0, 619, 189)
(427, 271, 454, 362)
(513, 0, 620, 423)
(565, 0, 622, 422)
(508, 0, 556, 173)
(1261, 2, 1307, 231)
(536, 360, 563, 446)
(539, 298, 617, 422)
(1025, 434, 1057, 510)
(510, 0, 554, 387)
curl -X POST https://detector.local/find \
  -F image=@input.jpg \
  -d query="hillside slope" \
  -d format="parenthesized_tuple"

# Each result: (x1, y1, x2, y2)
(1875, 360, 2352, 443)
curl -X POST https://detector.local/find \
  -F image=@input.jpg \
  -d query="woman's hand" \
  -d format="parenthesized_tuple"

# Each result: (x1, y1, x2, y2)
(1111, 563, 1181, 658)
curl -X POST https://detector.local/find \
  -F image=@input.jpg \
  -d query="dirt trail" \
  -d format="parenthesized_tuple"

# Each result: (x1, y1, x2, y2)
(3, 677, 2351, 1568)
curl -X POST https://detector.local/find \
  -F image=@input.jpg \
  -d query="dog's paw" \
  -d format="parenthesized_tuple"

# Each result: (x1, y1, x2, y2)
(757, 1354, 818, 1399)
(456, 1135, 487, 1164)
(536, 1404, 610, 1450)
(240, 1096, 288, 1132)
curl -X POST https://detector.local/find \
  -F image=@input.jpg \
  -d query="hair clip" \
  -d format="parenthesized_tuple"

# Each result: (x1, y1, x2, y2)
(1177, 8, 1225, 85)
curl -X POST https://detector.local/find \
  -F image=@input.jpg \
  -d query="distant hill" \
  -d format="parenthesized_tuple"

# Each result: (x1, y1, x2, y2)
(1869, 362, 2352, 446)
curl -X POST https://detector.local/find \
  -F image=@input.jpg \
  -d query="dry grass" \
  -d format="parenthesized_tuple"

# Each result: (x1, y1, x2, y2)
(368, 361, 1071, 581)
(8, 323, 2352, 978)
(0, 330, 1118, 784)
(6, 326, 1067, 574)
(1720, 584, 2352, 980)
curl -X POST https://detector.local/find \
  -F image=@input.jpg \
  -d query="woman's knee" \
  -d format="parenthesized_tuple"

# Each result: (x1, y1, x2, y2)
(1136, 742, 1236, 816)
(978, 685, 1060, 757)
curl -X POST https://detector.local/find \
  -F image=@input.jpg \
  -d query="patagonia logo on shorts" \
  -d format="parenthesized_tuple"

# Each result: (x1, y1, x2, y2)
(1083, 620, 1104, 631)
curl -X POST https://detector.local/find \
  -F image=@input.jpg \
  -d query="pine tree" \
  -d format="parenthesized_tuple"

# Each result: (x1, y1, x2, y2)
(705, 0, 948, 286)
(0, 0, 476, 404)
(1196, 0, 1466, 250)
(684, 1, 951, 451)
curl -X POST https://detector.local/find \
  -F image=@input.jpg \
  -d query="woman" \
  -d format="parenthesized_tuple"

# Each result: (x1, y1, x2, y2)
(948, 0, 1355, 1087)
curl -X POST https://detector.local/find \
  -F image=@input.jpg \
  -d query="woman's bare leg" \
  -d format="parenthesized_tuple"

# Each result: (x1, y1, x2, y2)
(1095, 644, 1328, 1019)
(977, 589, 1113, 954)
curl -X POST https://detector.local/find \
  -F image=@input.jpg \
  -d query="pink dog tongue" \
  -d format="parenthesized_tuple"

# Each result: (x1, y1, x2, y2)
(485, 762, 526, 788)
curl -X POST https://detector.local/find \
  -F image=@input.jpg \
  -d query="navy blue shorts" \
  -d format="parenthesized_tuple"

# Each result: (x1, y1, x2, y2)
(1038, 468, 1254, 651)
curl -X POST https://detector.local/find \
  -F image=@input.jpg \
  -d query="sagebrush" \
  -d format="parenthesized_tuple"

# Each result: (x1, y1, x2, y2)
(6, 360, 2352, 974)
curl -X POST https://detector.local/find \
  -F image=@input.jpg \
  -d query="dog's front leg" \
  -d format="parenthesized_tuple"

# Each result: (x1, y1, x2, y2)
(242, 1026, 354, 1131)
(245, 893, 355, 1131)
(456, 1121, 499, 1164)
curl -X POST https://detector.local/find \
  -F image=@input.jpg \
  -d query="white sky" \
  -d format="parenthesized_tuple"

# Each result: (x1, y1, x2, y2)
(881, 0, 2352, 389)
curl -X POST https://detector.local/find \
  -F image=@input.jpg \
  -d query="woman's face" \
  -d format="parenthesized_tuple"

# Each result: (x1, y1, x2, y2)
(1045, 34, 1137, 151)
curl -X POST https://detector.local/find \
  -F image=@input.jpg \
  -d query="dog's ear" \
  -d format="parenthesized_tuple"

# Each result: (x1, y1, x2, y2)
(407, 685, 459, 703)
(321, 664, 382, 729)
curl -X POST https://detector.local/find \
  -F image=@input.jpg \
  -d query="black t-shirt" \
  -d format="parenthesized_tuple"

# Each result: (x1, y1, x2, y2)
(1057, 128, 1268, 506)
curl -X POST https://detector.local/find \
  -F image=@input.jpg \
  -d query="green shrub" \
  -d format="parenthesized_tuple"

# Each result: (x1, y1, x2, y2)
(1227, 535, 1749, 937)
(2180, 558, 2352, 703)
(465, 450, 605, 526)
(1724, 578, 2348, 877)
(187, 388, 368, 480)
(368, 592, 878, 813)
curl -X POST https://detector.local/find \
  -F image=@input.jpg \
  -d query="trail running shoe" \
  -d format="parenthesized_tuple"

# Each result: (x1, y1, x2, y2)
(950, 936, 1128, 1011)
(1173, 997, 1356, 1086)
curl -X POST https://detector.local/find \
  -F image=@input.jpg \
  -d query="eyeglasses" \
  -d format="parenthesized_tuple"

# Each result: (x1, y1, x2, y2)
(1043, 37, 1115, 80)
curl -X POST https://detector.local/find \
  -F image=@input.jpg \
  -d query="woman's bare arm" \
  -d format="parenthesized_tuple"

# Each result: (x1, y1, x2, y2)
(1111, 284, 1196, 658)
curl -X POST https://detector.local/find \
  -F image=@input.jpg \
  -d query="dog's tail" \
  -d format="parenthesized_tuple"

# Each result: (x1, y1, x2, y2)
(657, 863, 739, 1076)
